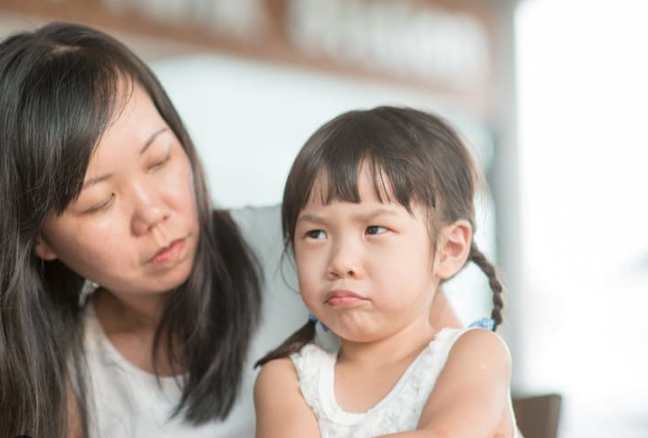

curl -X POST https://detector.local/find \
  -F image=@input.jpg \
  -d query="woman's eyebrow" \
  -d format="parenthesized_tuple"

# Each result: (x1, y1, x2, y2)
(83, 174, 111, 189)
(139, 127, 168, 155)
(83, 128, 169, 189)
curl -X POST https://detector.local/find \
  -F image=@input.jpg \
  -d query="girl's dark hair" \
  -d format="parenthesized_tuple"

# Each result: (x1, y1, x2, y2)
(0, 22, 261, 437)
(256, 106, 503, 368)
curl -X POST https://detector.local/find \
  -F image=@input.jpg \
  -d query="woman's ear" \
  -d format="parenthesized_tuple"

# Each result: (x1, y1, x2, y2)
(434, 219, 472, 280)
(34, 235, 58, 261)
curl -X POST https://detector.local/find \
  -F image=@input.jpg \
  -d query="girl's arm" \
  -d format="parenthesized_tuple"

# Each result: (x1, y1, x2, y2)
(379, 329, 513, 438)
(254, 358, 320, 438)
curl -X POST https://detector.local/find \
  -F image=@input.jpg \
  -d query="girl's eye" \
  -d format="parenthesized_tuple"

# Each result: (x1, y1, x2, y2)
(306, 229, 327, 240)
(86, 194, 114, 214)
(366, 225, 387, 235)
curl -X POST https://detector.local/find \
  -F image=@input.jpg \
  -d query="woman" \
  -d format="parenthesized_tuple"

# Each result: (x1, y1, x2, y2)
(0, 22, 462, 438)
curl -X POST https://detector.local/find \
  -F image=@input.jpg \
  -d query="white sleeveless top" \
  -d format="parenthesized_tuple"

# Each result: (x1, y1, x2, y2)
(83, 304, 229, 438)
(291, 328, 516, 438)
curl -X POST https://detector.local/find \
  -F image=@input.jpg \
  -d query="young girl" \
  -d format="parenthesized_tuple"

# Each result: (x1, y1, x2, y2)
(254, 107, 518, 437)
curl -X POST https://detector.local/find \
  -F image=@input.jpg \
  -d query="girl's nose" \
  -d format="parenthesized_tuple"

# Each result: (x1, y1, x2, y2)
(131, 181, 170, 236)
(327, 242, 363, 280)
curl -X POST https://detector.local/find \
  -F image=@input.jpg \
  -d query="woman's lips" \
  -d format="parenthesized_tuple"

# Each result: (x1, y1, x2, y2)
(150, 238, 185, 266)
(325, 290, 366, 307)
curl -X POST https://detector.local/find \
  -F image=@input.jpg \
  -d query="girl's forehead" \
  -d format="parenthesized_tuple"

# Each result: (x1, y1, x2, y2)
(300, 183, 429, 226)
(307, 164, 395, 203)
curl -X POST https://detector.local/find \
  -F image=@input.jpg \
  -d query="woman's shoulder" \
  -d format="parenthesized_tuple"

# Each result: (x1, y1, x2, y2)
(227, 204, 281, 234)
(225, 204, 283, 260)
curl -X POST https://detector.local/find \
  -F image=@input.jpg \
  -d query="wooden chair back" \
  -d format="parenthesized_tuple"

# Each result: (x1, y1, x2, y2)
(512, 393, 562, 438)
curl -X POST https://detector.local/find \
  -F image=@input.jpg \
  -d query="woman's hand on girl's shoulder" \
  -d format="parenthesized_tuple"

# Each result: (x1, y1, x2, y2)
(416, 329, 514, 438)
(254, 358, 320, 438)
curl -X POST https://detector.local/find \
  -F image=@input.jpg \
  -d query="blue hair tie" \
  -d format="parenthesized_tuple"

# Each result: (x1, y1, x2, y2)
(308, 312, 329, 332)
(469, 317, 496, 331)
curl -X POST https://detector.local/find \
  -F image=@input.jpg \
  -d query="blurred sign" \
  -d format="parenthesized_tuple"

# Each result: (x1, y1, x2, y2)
(0, 0, 498, 111)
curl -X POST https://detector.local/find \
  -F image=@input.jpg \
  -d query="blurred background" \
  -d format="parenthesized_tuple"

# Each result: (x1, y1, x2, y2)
(0, 0, 646, 436)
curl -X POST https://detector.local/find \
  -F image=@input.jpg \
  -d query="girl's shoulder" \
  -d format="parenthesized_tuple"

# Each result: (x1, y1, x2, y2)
(254, 356, 322, 436)
(255, 357, 298, 394)
(442, 327, 512, 374)
(416, 328, 514, 436)
(289, 343, 335, 385)
(290, 342, 334, 363)
(255, 343, 332, 400)
(255, 340, 328, 390)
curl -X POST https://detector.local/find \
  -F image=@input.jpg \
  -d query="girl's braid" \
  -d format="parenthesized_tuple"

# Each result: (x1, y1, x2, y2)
(469, 243, 504, 330)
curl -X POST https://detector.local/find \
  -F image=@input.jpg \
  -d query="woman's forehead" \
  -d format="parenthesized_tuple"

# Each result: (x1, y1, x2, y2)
(92, 85, 164, 155)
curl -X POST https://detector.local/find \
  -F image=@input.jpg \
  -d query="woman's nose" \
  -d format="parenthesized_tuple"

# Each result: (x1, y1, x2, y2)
(327, 241, 363, 280)
(131, 181, 170, 236)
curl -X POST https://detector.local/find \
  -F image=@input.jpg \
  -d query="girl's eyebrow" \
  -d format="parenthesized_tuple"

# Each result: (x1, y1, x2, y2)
(139, 127, 168, 155)
(297, 208, 398, 224)
(356, 208, 399, 222)
(297, 213, 324, 224)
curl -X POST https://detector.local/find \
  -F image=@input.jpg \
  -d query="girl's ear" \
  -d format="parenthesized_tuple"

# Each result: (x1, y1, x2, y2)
(34, 235, 58, 261)
(434, 219, 472, 280)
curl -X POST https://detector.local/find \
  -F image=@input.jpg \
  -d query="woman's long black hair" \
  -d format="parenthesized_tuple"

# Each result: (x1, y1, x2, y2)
(0, 22, 261, 437)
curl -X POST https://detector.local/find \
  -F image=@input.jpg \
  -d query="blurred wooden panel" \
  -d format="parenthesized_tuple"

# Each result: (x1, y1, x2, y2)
(0, 0, 500, 113)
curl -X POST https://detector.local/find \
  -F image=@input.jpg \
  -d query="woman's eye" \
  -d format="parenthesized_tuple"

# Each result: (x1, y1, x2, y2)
(306, 229, 327, 240)
(366, 225, 387, 235)
(148, 154, 170, 171)
(86, 194, 114, 214)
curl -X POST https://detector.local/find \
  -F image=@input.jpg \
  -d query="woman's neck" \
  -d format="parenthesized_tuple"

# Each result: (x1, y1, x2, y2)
(93, 287, 170, 333)
(91, 288, 182, 376)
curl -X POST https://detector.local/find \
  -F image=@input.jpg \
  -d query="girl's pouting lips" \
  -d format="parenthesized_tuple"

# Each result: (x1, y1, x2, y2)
(325, 289, 367, 307)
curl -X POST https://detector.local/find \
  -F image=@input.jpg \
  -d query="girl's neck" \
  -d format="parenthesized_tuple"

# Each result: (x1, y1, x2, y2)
(337, 315, 437, 368)
(332, 315, 438, 413)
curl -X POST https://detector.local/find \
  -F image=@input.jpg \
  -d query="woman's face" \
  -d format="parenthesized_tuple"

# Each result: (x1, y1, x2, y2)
(36, 83, 200, 296)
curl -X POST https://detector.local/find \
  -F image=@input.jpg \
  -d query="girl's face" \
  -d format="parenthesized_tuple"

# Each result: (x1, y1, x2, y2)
(293, 166, 441, 343)
(35, 84, 200, 297)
